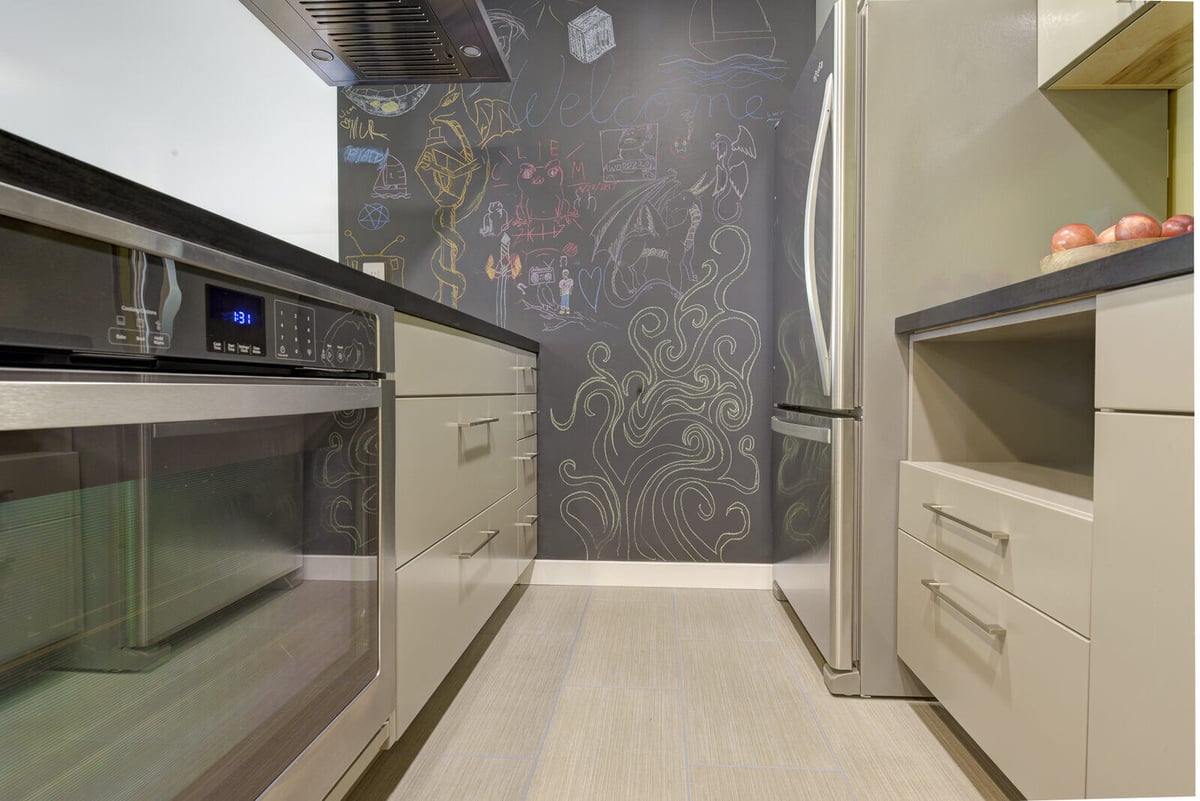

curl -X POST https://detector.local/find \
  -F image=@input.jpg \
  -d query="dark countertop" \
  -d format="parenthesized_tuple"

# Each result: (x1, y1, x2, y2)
(0, 131, 539, 354)
(895, 233, 1194, 335)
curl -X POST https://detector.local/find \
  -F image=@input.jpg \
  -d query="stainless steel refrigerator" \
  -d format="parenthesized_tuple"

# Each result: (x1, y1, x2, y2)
(770, 0, 1167, 697)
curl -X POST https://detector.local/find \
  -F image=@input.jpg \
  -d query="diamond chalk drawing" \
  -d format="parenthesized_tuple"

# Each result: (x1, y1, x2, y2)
(568, 7, 615, 64)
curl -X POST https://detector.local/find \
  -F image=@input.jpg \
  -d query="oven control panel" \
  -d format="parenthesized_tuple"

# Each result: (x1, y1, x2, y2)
(0, 214, 380, 373)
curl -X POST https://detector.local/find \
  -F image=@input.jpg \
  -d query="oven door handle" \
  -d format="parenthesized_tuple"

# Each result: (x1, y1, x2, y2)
(0, 380, 381, 431)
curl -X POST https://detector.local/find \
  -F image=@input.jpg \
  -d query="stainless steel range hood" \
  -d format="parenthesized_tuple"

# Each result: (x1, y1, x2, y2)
(240, 0, 511, 85)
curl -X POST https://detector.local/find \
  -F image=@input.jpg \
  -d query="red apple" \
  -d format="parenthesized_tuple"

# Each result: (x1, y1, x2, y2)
(1096, 224, 1117, 243)
(1114, 213, 1161, 240)
(1161, 214, 1194, 237)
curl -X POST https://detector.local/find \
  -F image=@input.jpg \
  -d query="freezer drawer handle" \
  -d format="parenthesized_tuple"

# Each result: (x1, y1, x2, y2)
(922, 504, 1010, 543)
(770, 416, 832, 444)
(921, 579, 1006, 639)
(802, 71, 836, 397)
(460, 529, 501, 559)
(514, 452, 539, 461)
(455, 417, 500, 428)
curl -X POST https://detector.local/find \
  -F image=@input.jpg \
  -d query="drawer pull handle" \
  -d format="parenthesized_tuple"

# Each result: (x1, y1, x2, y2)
(515, 522, 534, 528)
(455, 417, 500, 428)
(513, 409, 538, 416)
(514, 452, 539, 461)
(525, 514, 539, 523)
(921, 579, 1007, 639)
(460, 529, 501, 559)
(513, 365, 539, 372)
(922, 504, 1009, 543)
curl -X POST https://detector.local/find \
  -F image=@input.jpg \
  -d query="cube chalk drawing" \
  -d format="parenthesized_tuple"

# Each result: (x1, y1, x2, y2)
(568, 7, 615, 64)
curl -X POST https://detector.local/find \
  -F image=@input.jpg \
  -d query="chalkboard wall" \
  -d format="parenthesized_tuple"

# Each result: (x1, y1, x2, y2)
(338, 0, 813, 562)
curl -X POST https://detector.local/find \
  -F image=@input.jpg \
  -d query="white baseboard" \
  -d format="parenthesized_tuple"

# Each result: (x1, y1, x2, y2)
(303, 554, 377, 582)
(525, 559, 773, 590)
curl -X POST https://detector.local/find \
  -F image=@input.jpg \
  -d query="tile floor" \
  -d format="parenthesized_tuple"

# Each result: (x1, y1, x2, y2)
(349, 585, 1023, 801)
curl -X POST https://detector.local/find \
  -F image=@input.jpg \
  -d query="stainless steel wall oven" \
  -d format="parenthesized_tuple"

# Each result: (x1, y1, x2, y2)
(0, 184, 395, 801)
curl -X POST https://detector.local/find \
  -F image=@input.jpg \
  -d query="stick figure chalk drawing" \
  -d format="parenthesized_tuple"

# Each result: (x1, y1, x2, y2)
(568, 6, 615, 64)
(551, 225, 761, 561)
(343, 230, 407, 284)
(415, 85, 520, 307)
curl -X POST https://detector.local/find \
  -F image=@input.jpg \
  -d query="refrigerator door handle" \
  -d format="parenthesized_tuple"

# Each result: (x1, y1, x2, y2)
(803, 72, 836, 398)
(770, 415, 832, 444)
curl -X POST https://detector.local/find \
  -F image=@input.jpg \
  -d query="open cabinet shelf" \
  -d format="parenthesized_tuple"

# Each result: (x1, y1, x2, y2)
(907, 300, 1097, 499)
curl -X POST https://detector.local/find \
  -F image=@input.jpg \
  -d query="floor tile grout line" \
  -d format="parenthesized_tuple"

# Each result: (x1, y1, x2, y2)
(518, 587, 592, 801)
(755, 591, 860, 801)
(673, 588, 694, 801)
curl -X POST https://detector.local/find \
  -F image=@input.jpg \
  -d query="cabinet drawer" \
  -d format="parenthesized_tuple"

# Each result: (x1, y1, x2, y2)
(394, 502, 515, 733)
(897, 532, 1089, 800)
(898, 461, 1092, 635)
(515, 352, 537, 395)
(394, 314, 519, 396)
(1096, 274, 1193, 413)
(515, 435, 537, 506)
(516, 495, 538, 577)
(515, 394, 538, 440)
(394, 396, 517, 567)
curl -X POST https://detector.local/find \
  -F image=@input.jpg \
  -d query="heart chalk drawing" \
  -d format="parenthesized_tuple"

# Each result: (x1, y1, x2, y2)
(577, 265, 603, 312)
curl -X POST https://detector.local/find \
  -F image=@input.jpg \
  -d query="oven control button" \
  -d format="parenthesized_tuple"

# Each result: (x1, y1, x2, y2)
(150, 333, 171, 349)
(237, 344, 251, 355)
(210, 341, 223, 352)
(251, 345, 263, 356)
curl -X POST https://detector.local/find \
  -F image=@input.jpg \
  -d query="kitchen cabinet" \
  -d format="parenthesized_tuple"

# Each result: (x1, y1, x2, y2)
(1038, 0, 1193, 90)
(897, 274, 1194, 799)
(392, 313, 538, 735)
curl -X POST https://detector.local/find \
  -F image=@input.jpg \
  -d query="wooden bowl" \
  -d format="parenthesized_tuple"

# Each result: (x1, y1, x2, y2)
(1040, 238, 1163, 273)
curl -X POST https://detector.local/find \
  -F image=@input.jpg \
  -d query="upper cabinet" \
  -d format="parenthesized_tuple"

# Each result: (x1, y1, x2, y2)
(1039, 0, 1193, 90)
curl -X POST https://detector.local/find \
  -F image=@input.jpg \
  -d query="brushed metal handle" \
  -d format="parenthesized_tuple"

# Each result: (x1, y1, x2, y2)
(515, 514, 540, 528)
(921, 579, 1006, 639)
(513, 365, 539, 372)
(460, 529, 501, 559)
(455, 417, 500, 428)
(513, 409, 538, 416)
(802, 71, 835, 398)
(514, 452, 539, 461)
(923, 504, 1009, 543)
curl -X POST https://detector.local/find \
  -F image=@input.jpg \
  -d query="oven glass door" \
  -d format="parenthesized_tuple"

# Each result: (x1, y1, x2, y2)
(0, 371, 382, 801)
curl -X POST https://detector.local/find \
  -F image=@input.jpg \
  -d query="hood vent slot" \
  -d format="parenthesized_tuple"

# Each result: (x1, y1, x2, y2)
(240, 0, 511, 85)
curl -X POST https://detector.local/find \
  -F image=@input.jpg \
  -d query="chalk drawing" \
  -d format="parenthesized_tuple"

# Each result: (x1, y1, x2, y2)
(312, 407, 378, 555)
(568, 6, 616, 64)
(357, 203, 390, 231)
(372, 150, 410, 200)
(600, 123, 658, 183)
(590, 169, 706, 305)
(415, 85, 520, 307)
(343, 146, 389, 165)
(689, 0, 776, 61)
(340, 107, 391, 141)
(485, 232, 523, 328)
(657, 52, 788, 91)
(696, 124, 757, 224)
(489, 9, 530, 57)
(343, 230, 407, 284)
(525, 0, 584, 28)
(511, 140, 581, 242)
(343, 85, 431, 118)
(480, 201, 510, 237)
(551, 225, 761, 560)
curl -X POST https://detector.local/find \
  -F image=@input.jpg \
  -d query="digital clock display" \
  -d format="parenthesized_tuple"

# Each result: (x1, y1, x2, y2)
(221, 309, 256, 326)
(206, 285, 266, 356)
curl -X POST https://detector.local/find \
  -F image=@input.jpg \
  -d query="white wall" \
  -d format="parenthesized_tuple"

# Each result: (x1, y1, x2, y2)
(0, 0, 339, 259)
